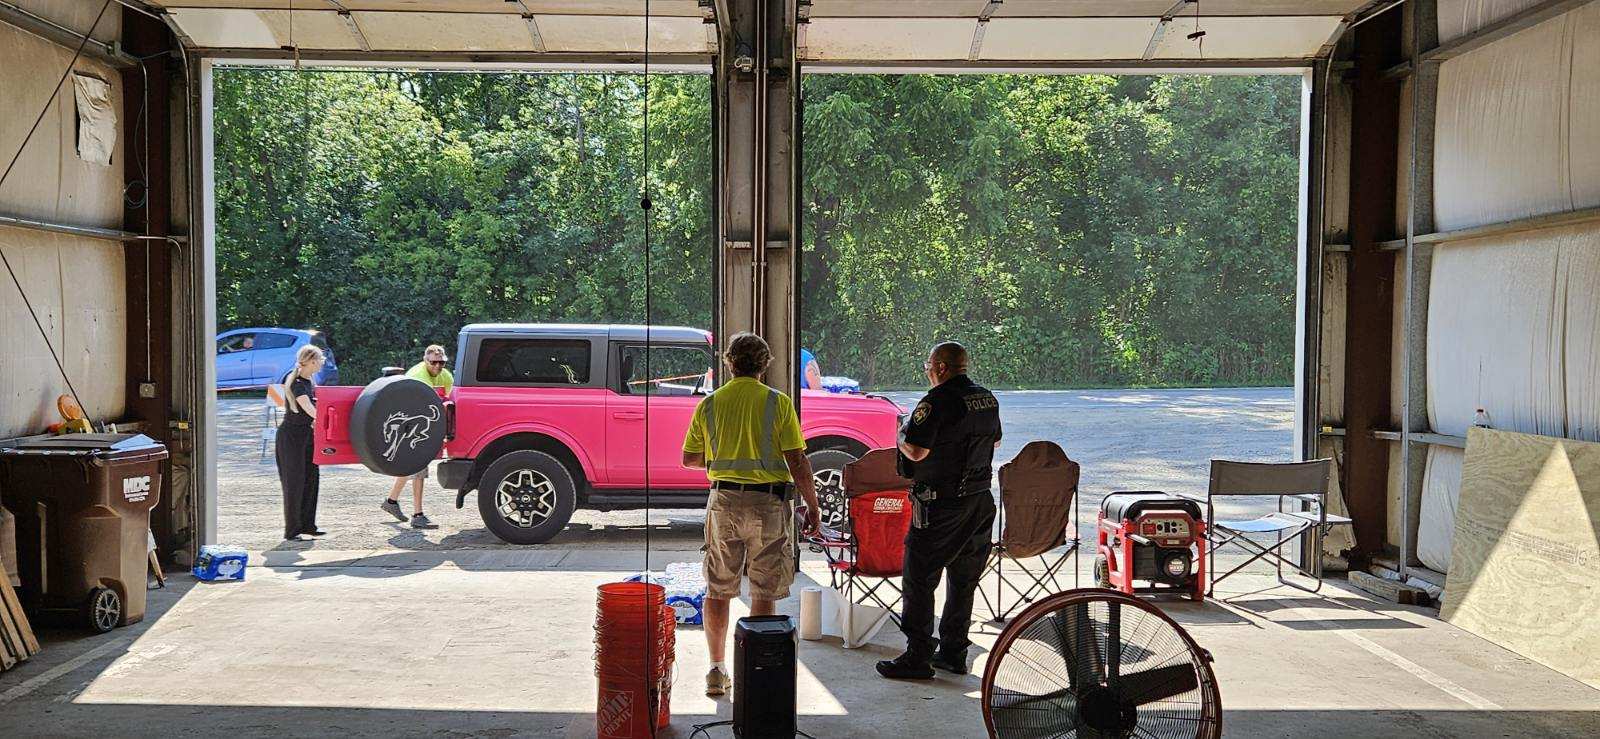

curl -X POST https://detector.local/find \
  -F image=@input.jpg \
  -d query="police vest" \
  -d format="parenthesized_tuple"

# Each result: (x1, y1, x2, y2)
(904, 376, 1001, 496)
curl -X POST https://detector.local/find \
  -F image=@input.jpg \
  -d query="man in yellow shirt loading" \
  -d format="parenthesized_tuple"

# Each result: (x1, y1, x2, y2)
(682, 332, 821, 698)
(380, 344, 455, 529)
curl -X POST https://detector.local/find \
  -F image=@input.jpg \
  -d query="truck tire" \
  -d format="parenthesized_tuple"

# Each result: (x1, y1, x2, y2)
(476, 450, 577, 545)
(807, 448, 857, 531)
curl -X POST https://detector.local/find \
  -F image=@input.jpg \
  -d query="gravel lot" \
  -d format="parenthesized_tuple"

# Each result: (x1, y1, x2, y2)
(216, 387, 1293, 552)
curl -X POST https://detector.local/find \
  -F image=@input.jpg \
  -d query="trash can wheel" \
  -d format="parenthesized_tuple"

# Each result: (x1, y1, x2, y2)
(85, 586, 122, 633)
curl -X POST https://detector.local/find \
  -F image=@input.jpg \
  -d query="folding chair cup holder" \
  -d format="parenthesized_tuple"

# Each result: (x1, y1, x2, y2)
(980, 441, 1081, 622)
(1198, 459, 1352, 596)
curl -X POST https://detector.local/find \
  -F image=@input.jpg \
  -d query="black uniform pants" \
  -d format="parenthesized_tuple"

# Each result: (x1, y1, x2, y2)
(276, 423, 320, 538)
(900, 492, 995, 661)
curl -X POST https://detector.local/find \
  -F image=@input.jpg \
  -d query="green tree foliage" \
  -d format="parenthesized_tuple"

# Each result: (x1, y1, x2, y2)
(215, 70, 1298, 388)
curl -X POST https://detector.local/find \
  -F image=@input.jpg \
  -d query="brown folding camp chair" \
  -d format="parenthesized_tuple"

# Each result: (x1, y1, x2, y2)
(1196, 458, 1348, 595)
(979, 440, 1081, 622)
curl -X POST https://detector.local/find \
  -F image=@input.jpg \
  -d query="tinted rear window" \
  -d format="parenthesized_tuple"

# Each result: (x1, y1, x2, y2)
(309, 333, 330, 349)
(476, 339, 591, 384)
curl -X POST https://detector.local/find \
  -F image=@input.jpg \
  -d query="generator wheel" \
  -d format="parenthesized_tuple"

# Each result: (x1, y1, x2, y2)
(1094, 555, 1112, 589)
(85, 586, 122, 633)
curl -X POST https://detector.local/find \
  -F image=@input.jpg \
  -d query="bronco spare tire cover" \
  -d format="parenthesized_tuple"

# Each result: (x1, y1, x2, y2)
(349, 375, 446, 477)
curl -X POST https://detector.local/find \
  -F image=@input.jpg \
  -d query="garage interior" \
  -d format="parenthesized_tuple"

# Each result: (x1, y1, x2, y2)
(2, 0, 1600, 737)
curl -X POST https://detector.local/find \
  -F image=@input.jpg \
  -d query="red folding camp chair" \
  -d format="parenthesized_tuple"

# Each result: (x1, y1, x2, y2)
(808, 448, 914, 628)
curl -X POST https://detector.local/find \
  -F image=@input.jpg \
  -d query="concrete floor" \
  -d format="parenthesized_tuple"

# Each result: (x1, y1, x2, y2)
(3, 551, 1598, 738)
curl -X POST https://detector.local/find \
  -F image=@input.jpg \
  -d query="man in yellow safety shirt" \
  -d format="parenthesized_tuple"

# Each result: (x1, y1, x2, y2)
(682, 332, 822, 698)
(380, 344, 454, 529)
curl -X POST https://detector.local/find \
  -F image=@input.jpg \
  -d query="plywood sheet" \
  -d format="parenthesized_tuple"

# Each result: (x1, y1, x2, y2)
(1443, 427, 1600, 690)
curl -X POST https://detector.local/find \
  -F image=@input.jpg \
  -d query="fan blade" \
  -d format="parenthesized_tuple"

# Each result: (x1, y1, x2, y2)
(990, 686, 1086, 738)
(1118, 663, 1200, 706)
(1050, 602, 1104, 689)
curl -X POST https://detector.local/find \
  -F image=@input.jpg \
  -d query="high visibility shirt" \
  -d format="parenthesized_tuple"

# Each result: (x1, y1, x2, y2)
(406, 361, 454, 392)
(682, 376, 804, 484)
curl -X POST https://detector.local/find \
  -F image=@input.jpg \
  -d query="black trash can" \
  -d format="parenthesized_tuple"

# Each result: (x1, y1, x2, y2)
(0, 433, 166, 632)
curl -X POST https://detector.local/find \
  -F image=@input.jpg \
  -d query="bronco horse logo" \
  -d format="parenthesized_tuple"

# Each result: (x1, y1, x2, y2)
(382, 406, 440, 461)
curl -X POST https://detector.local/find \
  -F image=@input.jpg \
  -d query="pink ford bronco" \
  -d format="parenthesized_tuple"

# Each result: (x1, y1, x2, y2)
(315, 324, 903, 544)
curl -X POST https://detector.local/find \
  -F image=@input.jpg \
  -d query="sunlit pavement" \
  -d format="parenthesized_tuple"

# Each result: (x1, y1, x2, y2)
(216, 387, 1295, 552)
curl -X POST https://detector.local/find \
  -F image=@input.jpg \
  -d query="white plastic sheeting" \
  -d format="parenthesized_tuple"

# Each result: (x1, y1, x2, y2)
(1433, 4, 1600, 232)
(1437, 0, 1549, 42)
(1417, 444, 1464, 572)
(1423, 3, 1600, 574)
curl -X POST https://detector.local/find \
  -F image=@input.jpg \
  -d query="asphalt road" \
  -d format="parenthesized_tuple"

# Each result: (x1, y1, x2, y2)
(216, 387, 1293, 552)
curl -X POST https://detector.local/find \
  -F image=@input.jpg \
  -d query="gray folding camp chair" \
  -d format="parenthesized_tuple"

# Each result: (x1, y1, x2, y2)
(979, 441, 1080, 622)
(1196, 459, 1349, 595)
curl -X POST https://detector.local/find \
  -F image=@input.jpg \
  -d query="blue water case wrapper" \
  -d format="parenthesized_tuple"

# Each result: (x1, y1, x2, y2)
(625, 562, 707, 625)
(193, 545, 249, 582)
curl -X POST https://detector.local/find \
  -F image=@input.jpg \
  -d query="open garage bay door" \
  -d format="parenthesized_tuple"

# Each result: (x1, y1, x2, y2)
(145, 0, 1367, 67)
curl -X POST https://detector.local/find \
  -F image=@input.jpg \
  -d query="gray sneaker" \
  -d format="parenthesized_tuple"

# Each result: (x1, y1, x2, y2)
(410, 512, 439, 529)
(705, 666, 730, 697)
(381, 499, 408, 522)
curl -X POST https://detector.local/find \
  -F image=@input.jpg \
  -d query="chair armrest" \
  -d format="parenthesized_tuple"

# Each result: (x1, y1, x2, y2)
(1283, 493, 1324, 503)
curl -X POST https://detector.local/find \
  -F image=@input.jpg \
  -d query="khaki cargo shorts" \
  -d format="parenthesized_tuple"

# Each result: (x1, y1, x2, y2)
(703, 488, 796, 601)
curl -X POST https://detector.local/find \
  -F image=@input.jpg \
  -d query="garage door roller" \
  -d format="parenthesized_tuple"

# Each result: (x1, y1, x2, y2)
(349, 375, 446, 477)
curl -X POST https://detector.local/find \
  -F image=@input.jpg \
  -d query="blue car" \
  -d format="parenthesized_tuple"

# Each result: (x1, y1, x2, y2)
(216, 328, 339, 389)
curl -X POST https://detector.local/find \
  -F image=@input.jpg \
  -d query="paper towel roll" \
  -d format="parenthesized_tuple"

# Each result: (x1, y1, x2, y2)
(799, 587, 823, 640)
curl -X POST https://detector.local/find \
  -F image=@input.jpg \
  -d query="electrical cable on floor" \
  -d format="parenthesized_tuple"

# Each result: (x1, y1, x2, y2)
(689, 720, 818, 739)
(0, 0, 115, 425)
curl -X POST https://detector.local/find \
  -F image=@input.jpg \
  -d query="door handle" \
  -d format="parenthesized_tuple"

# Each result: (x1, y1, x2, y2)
(613, 412, 646, 421)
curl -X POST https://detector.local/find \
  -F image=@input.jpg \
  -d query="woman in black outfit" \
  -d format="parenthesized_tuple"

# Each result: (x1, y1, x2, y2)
(277, 345, 326, 542)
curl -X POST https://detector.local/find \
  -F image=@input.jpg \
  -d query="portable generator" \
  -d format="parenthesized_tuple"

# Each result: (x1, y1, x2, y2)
(1095, 492, 1207, 601)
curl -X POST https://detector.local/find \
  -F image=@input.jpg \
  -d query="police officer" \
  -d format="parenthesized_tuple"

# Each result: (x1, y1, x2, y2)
(878, 341, 1001, 680)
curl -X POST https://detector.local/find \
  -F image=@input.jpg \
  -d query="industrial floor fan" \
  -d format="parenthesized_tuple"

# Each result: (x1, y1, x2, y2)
(982, 589, 1221, 739)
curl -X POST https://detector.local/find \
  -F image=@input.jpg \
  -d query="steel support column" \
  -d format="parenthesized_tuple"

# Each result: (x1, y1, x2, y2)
(121, 11, 181, 560)
(1341, 13, 1403, 560)
(712, 0, 798, 398)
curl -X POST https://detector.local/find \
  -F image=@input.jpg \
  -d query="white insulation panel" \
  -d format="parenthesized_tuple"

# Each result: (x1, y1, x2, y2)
(1433, 4, 1600, 231)
(1418, 444, 1464, 572)
(0, 24, 127, 437)
(1437, 0, 1550, 42)
(1424, 4, 1600, 577)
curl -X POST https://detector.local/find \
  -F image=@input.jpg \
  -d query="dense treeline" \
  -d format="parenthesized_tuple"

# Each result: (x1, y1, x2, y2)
(216, 70, 1298, 388)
